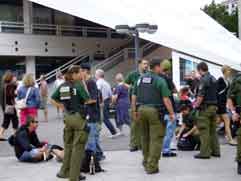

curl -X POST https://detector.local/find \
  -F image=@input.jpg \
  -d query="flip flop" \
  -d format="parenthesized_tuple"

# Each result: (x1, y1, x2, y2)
(0, 138, 7, 141)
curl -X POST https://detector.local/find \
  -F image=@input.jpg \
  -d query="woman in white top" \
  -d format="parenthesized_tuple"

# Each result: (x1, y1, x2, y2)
(54, 72, 64, 116)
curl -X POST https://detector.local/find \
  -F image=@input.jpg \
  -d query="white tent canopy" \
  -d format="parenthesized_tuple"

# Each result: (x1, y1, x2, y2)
(31, 0, 241, 70)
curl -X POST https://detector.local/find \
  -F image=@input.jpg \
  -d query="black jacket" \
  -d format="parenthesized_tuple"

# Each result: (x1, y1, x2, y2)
(14, 126, 43, 159)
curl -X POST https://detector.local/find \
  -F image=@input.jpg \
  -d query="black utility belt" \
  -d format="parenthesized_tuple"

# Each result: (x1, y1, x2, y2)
(137, 104, 165, 113)
(136, 104, 162, 109)
(199, 104, 217, 110)
(66, 111, 84, 116)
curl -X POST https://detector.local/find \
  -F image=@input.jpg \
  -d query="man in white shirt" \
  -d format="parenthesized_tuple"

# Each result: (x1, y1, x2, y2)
(95, 69, 119, 137)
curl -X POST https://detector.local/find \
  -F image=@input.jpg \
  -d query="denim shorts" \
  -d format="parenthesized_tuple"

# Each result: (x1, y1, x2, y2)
(19, 149, 40, 162)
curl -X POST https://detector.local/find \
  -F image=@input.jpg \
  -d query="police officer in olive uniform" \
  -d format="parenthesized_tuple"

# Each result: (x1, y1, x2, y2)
(132, 58, 175, 174)
(51, 65, 90, 181)
(227, 72, 241, 175)
(194, 62, 220, 159)
(125, 59, 149, 152)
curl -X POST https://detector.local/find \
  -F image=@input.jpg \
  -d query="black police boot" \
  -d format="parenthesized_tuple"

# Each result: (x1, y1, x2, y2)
(130, 146, 139, 152)
(238, 162, 241, 175)
(211, 153, 221, 158)
(56, 172, 68, 179)
(79, 175, 86, 180)
(194, 154, 210, 159)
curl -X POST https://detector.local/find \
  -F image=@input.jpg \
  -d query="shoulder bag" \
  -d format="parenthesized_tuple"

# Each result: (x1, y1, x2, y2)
(15, 88, 31, 110)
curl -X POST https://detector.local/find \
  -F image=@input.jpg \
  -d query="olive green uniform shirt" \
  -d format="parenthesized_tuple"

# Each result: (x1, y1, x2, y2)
(132, 71, 171, 98)
(51, 81, 89, 112)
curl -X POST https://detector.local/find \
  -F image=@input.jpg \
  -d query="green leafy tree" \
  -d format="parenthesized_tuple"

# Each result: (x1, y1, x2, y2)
(203, 0, 238, 36)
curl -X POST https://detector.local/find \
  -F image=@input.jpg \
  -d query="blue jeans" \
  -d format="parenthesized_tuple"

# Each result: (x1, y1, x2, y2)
(103, 98, 117, 135)
(19, 148, 40, 162)
(162, 114, 177, 154)
(85, 123, 98, 153)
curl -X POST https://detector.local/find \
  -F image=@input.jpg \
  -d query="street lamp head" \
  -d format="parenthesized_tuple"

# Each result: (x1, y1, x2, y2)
(115, 25, 130, 34)
(147, 24, 158, 34)
(136, 23, 150, 33)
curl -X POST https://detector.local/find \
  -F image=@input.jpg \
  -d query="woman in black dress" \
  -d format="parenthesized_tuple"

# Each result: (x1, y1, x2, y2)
(217, 65, 236, 145)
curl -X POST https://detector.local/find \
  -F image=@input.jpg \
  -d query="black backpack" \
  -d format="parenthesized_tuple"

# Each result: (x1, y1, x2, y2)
(177, 136, 196, 151)
(81, 151, 104, 174)
(8, 134, 16, 146)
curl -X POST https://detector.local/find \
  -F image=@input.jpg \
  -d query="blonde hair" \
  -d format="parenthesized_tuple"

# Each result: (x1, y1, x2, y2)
(221, 65, 231, 74)
(23, 74, 35, 87)
(115, 73, 124, 83)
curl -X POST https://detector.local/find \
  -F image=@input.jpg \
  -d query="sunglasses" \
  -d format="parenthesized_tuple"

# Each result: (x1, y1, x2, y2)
(32, 121, 39, 124)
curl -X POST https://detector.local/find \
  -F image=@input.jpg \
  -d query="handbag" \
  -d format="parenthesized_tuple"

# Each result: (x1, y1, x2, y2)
(15, 88, 31, 110)
(4, 84, 15, 115)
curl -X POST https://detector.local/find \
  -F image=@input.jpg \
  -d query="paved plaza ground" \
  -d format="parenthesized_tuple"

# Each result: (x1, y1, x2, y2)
(0, 105, 240, 181)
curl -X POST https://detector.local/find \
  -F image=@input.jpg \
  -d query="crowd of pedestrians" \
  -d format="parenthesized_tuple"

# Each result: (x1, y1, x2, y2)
(0, 57, 241, 180)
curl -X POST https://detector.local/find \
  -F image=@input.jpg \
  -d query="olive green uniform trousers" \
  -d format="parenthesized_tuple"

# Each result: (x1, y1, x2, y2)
(59, 113, 88, 181)
(237, 126, 241, 162)
(196, 105, 220, 157)
(130, 112, 141, 149)
(138, 106, 166, 173)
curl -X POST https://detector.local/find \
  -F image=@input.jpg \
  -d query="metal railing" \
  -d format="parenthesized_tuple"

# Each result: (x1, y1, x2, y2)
(94, 50, 125, 71)
(93, 42, 158, 72)
(36, 41, 158, 83)
(0, 21, 127, 39)
(36, 49, 89, 83)
(142, 42, 159, 56)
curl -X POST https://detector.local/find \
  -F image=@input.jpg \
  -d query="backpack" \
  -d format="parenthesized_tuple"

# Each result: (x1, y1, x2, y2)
(81, 151, 104, 174)
(177, 136, 196, 151)
(8, 134, 16, 146)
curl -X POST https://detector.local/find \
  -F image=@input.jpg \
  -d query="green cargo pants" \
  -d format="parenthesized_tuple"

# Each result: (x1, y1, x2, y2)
(237, 127, 241, 162)
(130, 111, 141, 149)
(138, 106, 166, 173)
(59, 113, 88, 181)
(196, 105, 220, 157)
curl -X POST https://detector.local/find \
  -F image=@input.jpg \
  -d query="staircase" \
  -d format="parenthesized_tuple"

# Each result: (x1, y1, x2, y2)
(36, 49, 89, 83)
(93, 42, 160, 85)
(37, 40, 159, 86)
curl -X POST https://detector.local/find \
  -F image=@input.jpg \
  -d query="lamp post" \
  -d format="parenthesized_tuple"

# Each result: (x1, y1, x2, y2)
(115, 23, 158, 70)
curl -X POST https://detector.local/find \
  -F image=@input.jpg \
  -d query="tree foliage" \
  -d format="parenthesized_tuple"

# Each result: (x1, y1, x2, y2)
(203, 0, 238, 36)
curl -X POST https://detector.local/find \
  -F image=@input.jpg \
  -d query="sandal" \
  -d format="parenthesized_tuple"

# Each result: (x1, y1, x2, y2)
(0, 137, 7, 141)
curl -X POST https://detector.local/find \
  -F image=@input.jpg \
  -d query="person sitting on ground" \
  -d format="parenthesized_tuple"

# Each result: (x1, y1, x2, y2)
(176, 104, 200, 151)
(11, 116, 50, 162)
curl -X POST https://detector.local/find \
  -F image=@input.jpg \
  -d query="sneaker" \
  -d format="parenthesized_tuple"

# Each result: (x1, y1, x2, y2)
(109, 132, 122, 139)
(162, 152, 177, 157)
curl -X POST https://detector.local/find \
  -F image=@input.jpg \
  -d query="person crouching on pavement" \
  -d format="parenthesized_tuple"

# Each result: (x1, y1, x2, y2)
(11, 116, 50, 162)
(176, 104, 200, 151)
